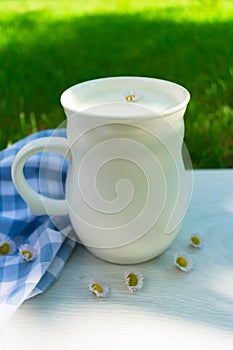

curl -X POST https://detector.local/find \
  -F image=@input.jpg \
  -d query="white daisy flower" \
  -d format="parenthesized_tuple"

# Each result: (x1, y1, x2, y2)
(89, 278, 110, 298)
(190, 234, 203, 248)
(19, 244, 37, 262)
(124, 270, 144, 292)
(122, 90, 141, 102)
(173, 252, 193, 272)
(0, 234, 16, 255)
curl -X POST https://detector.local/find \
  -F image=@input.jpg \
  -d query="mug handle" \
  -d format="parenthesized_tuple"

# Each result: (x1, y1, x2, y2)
(11, 137, 70, 216)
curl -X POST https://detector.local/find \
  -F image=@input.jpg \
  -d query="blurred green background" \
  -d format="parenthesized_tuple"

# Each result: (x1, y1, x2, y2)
(0, 0, 233, 168)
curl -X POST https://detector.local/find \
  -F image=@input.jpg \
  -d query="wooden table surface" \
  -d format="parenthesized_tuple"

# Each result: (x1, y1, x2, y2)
(3, 170, 233, 350)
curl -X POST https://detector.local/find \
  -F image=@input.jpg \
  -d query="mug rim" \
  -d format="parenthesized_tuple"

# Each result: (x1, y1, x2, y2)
(60, 76, 190, 120)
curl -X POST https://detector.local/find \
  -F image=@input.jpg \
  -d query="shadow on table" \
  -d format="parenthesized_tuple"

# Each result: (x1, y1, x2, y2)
(23, 215, 233, 333)
(18, 171, 233, 332)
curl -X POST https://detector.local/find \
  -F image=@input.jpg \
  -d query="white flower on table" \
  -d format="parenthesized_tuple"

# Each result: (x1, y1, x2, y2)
(173, 252, 193, 272)
(89, 278, 110, 298)
(19, 244, 37, 262)
(0, 234, 16, 255)
(190, 233, 203, 248)
(124, 270, 144, 292)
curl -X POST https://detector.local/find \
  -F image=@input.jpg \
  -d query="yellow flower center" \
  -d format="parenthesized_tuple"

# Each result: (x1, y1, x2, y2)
(127, 273, 138, 287)
(92, 283, 103, 294)
(125, 94, 136, 102)
(176, 257, 188, 268)
(22, 250, 33, 260)
(0, 243, 10, 255)
(191, 236, 201, 245)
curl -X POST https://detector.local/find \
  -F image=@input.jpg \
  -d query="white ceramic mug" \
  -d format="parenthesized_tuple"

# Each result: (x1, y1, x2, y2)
(12, 77, 191, 264)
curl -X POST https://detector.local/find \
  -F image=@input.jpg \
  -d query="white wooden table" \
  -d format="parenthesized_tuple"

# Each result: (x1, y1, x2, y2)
(3, 170, 233, 350)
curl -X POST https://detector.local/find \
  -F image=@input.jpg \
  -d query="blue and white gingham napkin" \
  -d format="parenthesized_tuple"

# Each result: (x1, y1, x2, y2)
(0, 129, 76, 324)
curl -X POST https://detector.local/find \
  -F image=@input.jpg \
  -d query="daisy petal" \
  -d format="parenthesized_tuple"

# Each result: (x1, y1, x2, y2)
(0, 234, 16, 255)
(89, 278, 110, 298)
(124, 270, 144, 292)
(122, 90, 142, 102)
(19, 244, 37, 262)
(190, 234, 203, 248)
(173, 252, 193, 272)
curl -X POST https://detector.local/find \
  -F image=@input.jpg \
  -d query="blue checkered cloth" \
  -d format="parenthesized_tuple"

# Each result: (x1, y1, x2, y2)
(0, 129, 76, 325)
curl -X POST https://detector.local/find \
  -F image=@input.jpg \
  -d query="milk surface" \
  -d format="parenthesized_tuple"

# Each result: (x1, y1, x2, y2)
(63, 77, 184, 118)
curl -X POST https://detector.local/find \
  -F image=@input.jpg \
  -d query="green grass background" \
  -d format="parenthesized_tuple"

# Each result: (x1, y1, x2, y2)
(0, 0, 233, 168)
